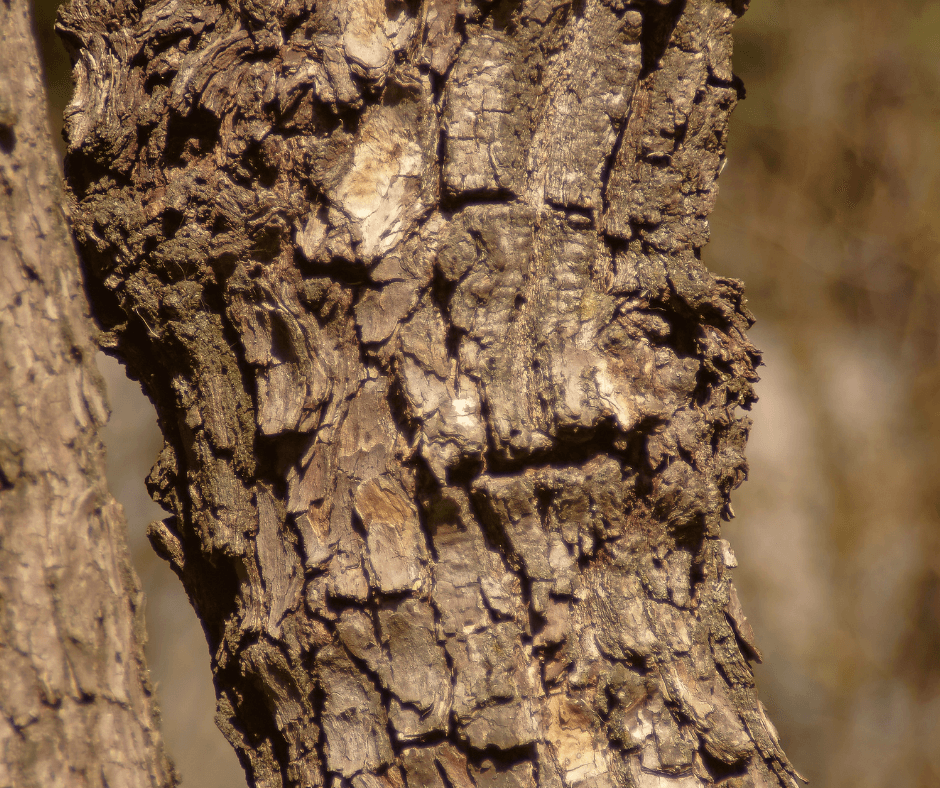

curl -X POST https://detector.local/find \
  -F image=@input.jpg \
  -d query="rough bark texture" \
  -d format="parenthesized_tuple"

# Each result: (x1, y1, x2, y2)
(0, 2, 176, 787)
(58, 1, 801, 787)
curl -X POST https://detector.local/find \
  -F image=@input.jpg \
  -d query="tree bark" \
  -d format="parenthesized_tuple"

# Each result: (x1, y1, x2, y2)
(57, 1, 802, 787)
(0, 2, 176, 787)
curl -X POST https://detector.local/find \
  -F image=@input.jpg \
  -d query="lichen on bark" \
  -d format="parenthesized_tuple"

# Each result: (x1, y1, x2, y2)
(57, 0, 802, 786)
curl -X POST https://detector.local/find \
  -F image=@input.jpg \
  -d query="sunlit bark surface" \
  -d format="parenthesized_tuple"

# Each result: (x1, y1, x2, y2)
(58, 1, 801, 786)
(0, 2, 175, 786)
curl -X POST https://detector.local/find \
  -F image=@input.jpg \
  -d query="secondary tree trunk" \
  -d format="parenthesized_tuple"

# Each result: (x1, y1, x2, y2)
(0, 2, 176, 787)
(57, 1, 802, 787)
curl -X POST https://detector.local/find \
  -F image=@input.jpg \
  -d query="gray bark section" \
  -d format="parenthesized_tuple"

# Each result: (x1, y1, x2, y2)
(57, 1, 801, 787)
(0, 2, 176, 787)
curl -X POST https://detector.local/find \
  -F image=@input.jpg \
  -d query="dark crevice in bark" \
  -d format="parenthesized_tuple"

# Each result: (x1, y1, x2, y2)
(466, 741, 539, 771)
(84, 273, 130, 336)
(300, 259, 370, 287)
(486, 0, 524, 32)
(483, 419, 630, 475)
(279, 13, 308, 43)
(245, 674, 296, 787)
(533, 485, 554, 530)
(600, 118, 630, 220)
(440, 188, 520, 213)
(465, 485, 517, 570)
(699, 747, 751, 782)
(442, 452, 482, 487)
(64, 150, 131, 202)
(670, 514, 708, 558)
(429, 264, 457, 329)
(335, 104, 364, 137)
(256, 434, 304, 499)
(435, 759, 458, 788)
(638, 0, 687, 78)
(306, 680, 329, 784)
(0, 123, 15, 153)
(549, 201, 594, 227)
(426, 66, 445, 106)
(179, 543, 242, 651)
(386, 371, 421, 447)
(707, 72, 747, 99)
(164, 110, 222, 166)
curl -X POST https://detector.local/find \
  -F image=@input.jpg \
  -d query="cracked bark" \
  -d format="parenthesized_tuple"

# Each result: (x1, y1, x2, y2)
(0, 2, 176, 786)
(57, 0, 802, 787)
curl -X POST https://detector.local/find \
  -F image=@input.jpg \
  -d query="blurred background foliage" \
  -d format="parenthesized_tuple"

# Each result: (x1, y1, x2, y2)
(30, 0, 940, 785)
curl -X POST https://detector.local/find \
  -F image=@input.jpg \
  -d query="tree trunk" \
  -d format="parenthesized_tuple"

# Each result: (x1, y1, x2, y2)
(57, 1, 802, 787)
(0, 2, 176, 787)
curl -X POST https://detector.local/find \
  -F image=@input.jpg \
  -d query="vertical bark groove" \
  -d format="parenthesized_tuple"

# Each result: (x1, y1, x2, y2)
(58, 1, 802, 787)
